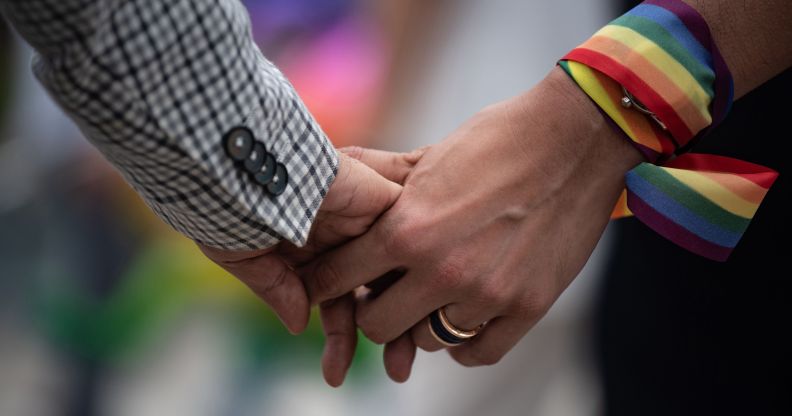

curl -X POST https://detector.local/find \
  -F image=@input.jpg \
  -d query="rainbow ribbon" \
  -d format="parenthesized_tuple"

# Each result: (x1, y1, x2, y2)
(559, 0, 778, 261)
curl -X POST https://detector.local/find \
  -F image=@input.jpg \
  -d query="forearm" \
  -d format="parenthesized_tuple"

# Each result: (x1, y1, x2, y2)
(1, 0, 338, 250)
(683, 0, 792, 98)
(514, 0, 790, 220)
(552, 0, 782, 261)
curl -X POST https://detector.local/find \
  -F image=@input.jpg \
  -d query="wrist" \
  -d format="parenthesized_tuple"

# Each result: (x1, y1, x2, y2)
(498, 66, 643, 211)
(539, 66, 644, 177)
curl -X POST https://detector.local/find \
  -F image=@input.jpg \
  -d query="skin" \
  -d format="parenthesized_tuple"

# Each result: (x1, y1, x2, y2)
(203, 0, 792, 387)
(305, 0, 792, 381)
(304, 66, 642, 373)
(198, 149, 424, 387)
(682, 0, 792, 99)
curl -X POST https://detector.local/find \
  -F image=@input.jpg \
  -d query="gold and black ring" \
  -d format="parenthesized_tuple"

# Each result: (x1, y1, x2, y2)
(428, 307, 484, 347)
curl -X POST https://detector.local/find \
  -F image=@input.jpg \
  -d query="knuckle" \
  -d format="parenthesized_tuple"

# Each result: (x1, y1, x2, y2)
(380, 216, 421, 257)
(310, 259, 343, 301)
(243, 260, 289, 300)
(476, 280, 507, 306)
(516, 291, 553, 319)
(323, 330, 353, 344)
(379, 206, 438, 258)
(263, 263, 290, 293)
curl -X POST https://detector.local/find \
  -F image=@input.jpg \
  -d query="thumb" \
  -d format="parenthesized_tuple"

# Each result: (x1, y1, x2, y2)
(339, 146, 430, 185)
(198, 244, 310, 334)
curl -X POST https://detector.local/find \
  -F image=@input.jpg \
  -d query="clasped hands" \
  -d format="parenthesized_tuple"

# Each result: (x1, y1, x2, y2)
(199, 68, 643, 386)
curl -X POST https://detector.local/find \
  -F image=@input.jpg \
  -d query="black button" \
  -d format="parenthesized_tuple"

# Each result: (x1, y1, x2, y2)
(223, 127, 254, 162)
(244, 142, 266, 173)
(266, 163, 288, 196)
(253, 151, 277, 185)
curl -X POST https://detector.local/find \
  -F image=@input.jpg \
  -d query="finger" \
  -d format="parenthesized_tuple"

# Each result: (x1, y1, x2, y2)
(355, 271, 451, 344)
(318, 153, 402, 226)
(410, 303, 497, 353)
(320, 293, 358, 387)
(410, 317, 444, 352)
(447, 316, 531, 367)
(364, 268, 406, 299)
(199, 244, 309, 334)
(339, 146, 429, 185)
(383, 332, 417, 383)
(300, 227, 400, 305)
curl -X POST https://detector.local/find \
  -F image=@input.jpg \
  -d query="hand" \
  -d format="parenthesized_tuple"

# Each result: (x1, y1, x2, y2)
(302, 67, 643, 374)
(198, 148, 423, 386)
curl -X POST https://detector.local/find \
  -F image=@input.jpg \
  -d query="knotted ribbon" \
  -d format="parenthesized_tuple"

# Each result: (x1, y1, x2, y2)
(559, 0, 778, 261)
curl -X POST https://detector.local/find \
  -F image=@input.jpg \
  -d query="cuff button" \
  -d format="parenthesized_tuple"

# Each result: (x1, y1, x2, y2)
(253, 151, 277, 186)
(223, 127, 254, 162)
(266, 163, 288, 196)
(244, 142, 267, 173)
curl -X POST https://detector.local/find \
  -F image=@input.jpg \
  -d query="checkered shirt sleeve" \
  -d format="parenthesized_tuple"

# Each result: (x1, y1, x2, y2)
(0, 0, 339, 250)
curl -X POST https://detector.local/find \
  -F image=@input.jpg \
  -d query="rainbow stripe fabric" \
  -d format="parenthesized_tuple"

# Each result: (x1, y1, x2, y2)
(559, 0, 778, 261)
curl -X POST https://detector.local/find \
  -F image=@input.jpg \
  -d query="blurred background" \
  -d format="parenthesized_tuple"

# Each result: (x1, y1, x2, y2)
(0, 1, 622, 415)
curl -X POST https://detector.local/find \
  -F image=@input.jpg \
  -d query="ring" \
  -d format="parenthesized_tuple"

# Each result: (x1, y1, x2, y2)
(428, 307, 484, 347)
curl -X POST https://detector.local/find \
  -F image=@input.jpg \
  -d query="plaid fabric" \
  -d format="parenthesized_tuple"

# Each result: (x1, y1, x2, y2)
(0, 0, 338, 250)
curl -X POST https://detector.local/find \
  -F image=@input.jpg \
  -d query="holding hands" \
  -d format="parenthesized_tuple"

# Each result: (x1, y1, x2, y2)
(4, 0, 786, 396)
(204, 67, 642, 386)
(306, 68, 641, 377)
(174, 0, 792, 384)
(314, 67, 642, 383)
(198, 147, 423, 386)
